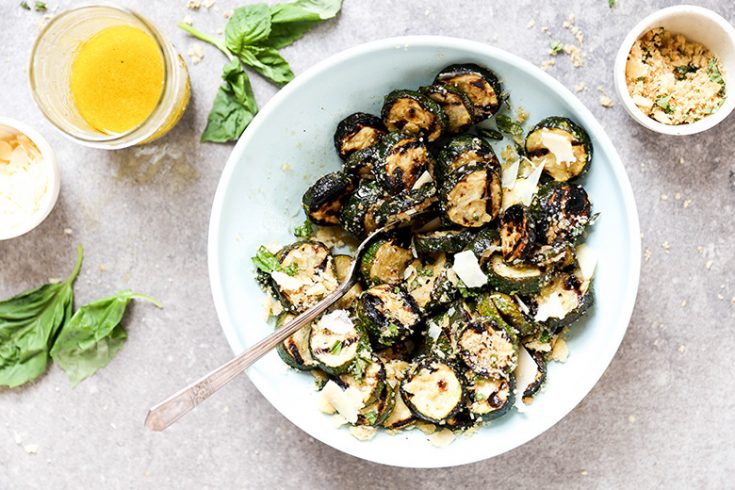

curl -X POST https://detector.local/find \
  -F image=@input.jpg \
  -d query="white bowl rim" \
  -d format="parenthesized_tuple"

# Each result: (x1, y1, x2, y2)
(0, 117, 60, 240)
(613, 4, 735, 136)
(208, 35, 642, 468)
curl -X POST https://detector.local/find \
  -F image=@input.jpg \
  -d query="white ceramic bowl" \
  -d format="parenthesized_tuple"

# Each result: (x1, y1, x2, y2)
(614, 5, 735, 135)
(208, 36, 641, 468)
(0, 117, 59, 240)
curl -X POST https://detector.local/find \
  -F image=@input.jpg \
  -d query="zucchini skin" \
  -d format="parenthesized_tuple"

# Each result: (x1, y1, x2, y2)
(373, 131, 432, 195)
(414, 228, 475, 255)
(484, 253, 550, 295)
(420, 84, 475, 135)
(465, 374, 515, 422)
(357, 284, 422, 348)
(374, 182, 438, 228)
(400, 356, 465, 424)
(343, 146, 378, 180)
(381, 89, 447, 142)
(274, 241, 337, 312)
(439, 162, 503, 228)
(434, 63, 503, 120)
(532, 182, 592, 246)
(542, 284, 595, 332)
(525, 116, 592, 182)
(356, 382, 396, 426)
(499, 204, 536, 263)
(457, 319, 518, 378)
(308, 322, 365, 376)
(359, 237, 413, 287)
(302, 172, 356, 226)
(436, 135, 499, 180)
(334, 112, 386, 160)
(339, 181, 386, 238)
(275, 313, 315, 370)
(522, 349, 547, 400)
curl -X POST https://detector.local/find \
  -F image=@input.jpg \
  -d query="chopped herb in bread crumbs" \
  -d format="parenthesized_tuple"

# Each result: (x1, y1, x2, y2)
(626, 27, 726, 124)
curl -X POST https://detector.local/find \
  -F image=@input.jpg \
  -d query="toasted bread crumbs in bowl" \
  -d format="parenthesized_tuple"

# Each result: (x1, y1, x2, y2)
(626, 27, 726, 125)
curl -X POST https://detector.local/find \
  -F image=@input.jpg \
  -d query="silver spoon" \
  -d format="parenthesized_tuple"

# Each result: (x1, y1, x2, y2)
(144, 208, 430, 431)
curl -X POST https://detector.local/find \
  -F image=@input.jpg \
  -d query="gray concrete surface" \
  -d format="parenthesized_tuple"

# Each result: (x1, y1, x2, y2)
(2, 0, 735, 488)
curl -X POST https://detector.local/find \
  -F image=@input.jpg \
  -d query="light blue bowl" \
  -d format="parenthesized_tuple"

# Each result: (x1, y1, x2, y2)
(208, 36, 641, 468)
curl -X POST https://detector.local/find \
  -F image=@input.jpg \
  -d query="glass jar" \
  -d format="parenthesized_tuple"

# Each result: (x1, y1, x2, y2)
(29, 4, 190, 149)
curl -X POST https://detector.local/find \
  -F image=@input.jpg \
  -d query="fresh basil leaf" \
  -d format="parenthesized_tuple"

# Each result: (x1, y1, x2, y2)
(496, 114, 524, 137)
(252, 245, 282, 274)
(330, 340, 343, 355)
(293, 219, 313, 238)
(50, 290, 161, 386)
(0, 245, 83, 388)
(364, 410, 378, 425)
(201, 58, 258, 143)
(237, 46, 294, 86)
(260, 0, 342, 49)
(225, 4, 272, 54)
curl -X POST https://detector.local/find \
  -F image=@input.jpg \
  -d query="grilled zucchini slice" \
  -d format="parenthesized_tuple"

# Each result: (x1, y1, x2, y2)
(309, 311, 365, 375)
(275, 313, 315, 370)
(477, 292, 537, 338)
(525, 116, 592, 182)
(343, 146, 378, 180)
(358, 284, 422, 347)
(532, 182, 592, 246)
(484, 253, 549, 295)
(334, 112, 386, 160)
(466, 374, 515, 421)
(400, 356, 465, 424)
(468, 227, 501, 265)
(499, 204, 536, 263)
(374, 131, 432, 195)
(273, 241, 339, 312)
(421, 310, 456, 358)
(404, 254, 457, 313)
(420, 84, 475, 135)
(457, 319, 518, 378)
(333, 254, 362, 310)
(374, 182, 438, 228)
(302, 172, 356, 226)
(414, 228, 475, 255)
(522, 349, 547, 400)
(359, 237, 413, 286)
(532, 270, 594, 331)
(381, 90, 446, 142)
(356, 382, 396, 426)
(340, 181, 386, 238)
(439, 162, 502, 228)
(382, 360, 416, 429)
(436, 135, 499, 180)
(337, 355, 386, 407)
(434, 64, 503, 120)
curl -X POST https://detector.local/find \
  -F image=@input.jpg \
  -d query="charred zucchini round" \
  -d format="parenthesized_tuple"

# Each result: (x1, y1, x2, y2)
(434, 64, 503, 120)
(382, 360, 416, 429)
(465, 374, 514, 421)
(374, 131, 432, 195)
(499, 204, 536, 263)
(374, 182, 438, 228)
(275, 313, 316, 370)
(308, 311, 365, 375)
(359, 237, 413, 286)
(358, 284, 422, 347)
(302, 172, 356, 226)
(381, 90, 446, 142)
(338, 355, 386, 407)
(532, 182, 592, 246)
(273, 241, 339, 312)
(522, 350, 547, 400)
(419, 84, 475, 135)
(439, 162, 502, 228)
(414, 228, 475, 255)
(404, 254, 457, 313)
(340, 181, 386, 238)
(525, 116, 592, 182)
(356, 381, 396, 426)
(532, 270, 594, 331)
(400, 356, 465, 424)
(343, 146, 378, 180)
(484, 253, 549, 295)
(436, 135, 499, 179)
(468, 227, 501, 264)
(334, 112, 386, 160)
(457, 319, 518, 378)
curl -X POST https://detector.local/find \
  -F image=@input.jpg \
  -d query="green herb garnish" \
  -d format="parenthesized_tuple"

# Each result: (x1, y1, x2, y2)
(34, 1, 46, 11)
(457, 280, 479, 299)
(294, 219, 314, 238)
(20, 1, 30, 10)
(608, 0, 615, 7)
(475, 391, 489, 402)
(550, 41, 564, 55)
(179, 0, 343, 142)
(496, 114, 524, 138)
(417, 268, 434, 277)
(674, 64, 698, 80)
(251, 245, 282, 273)
(478, 127, 503, 141)
(708, 57, 725, 94)
(655, 94, 675, 114)
(386, 323, 399, 336)
(364, 410, 378, 425)
(50, 291, 161, 386)
(0, 245, 82, 388)
(330, 340, 343, 355)
(539, 330, 551, 344)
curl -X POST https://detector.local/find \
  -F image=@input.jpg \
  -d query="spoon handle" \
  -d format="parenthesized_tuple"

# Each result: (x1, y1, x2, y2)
(144, 283, 350, 432)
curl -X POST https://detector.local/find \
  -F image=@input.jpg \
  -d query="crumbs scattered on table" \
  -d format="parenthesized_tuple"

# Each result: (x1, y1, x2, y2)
(580, 470, 589, 476)
(674, 192, 682, 200)
(99, 263, 108, 272)
(680, 299, 687, 307)
(705, 260, 714, 270)
(63, 227, 73, 235)
(187, 44, 205, 64)
(677, 345, 686, 353)
(575, 82, 587, 92)
(628, 415, 636, 423)
(683, 199, 692, 208)
(281, 163, 293, 172)
(186, 0, 201, 10)
(563, 14, 584, 45)
(541, 59, 556, 71)
(223, 10, 232, 19)
(662, 241, 670, 252)
(182, 15, 194, 26)
(527, 19, 536, 29)
(660, 194, 668, 201)
(644, 248, 651, 262)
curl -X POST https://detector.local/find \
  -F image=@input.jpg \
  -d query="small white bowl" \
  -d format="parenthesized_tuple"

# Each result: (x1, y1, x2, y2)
(614, 5, 735, 135)
(0, 117, 60, 240)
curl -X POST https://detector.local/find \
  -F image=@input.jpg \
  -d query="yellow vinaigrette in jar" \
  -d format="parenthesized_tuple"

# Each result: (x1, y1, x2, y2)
(70, 25, 165, 134)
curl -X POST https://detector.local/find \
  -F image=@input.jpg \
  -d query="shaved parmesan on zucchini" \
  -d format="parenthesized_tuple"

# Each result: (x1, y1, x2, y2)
(451, 250, 487, 288)
(321, 380, 366, 423)
(501, 160, 544, 210)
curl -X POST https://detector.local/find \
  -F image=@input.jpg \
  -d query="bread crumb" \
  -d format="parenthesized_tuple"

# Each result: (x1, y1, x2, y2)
(527, 19, 536, 29)
(678, 344, 686, 353)
(730, 296, 735, 305)
(564, 44, 584, 67)
(683, 199, 692, 208)
(681, 299, 687, 307)
(674, 192, 682, 200)
(717, 293, 724, 300)
(599, 95, 614, 108)
(349, 426, 377, 441)
(662, 241, 670, 251)
(203, 0, 216, 8)
(216, 28, 223, 35)
(99, 264, 108, 272)
(182, 15, 193, 25)
(660, 194, 668, 200)
(223, 10, 232, 19)
(187, 44, 205, 64)
(63, 228, 73, 235)
(428, 428, 455, 447)
(186, 0, 201, 10)
(628, 415, 636, 423)
(644, 248, 651, 262)
(424, 7, 432, 16)
(581, 470, 589, 476)
(23, 444, 39, 454)
(416, 421, 436, 435)
(575, 82, 586, 92)
(541, 59, 556, 71)
(281, 163, 292, 172)
(705, 260, 714, 270)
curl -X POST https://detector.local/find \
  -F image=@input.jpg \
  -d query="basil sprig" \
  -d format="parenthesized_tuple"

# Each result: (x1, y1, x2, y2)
(179, 0, 343, 143)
